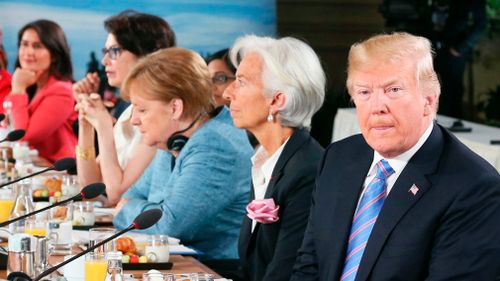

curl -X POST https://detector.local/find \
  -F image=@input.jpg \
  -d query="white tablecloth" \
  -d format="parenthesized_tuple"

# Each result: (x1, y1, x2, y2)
(332, 108, 500, 171)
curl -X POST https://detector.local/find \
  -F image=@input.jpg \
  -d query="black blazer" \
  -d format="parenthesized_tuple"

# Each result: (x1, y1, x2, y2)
(239, 129, 324, 281)
(291, 124, 500, 281)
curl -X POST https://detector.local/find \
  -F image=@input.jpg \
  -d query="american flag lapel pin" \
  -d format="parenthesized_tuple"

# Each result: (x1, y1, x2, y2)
(409, 184, 419, 196)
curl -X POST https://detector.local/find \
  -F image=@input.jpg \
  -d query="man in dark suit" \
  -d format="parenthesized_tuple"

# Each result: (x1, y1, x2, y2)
(291, 32, 500, 281)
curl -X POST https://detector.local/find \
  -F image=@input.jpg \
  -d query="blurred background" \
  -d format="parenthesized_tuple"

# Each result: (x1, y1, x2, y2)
(1, 0, 499, 147)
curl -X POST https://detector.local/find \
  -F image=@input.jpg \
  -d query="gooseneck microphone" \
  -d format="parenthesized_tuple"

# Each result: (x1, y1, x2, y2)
(0, 129, 26, 143)
(0, 157, 76, 188)
(7, 209, 163, 281)
(0, 183, 106, 228)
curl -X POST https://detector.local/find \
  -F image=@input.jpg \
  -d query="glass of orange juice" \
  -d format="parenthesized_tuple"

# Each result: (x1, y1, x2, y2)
(24, 220, 47, 237)
(85, 252, 107, 281)
(0, 190, 14, 223)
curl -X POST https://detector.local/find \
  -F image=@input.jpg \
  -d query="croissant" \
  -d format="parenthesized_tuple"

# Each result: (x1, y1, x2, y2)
(43, 178, 62, 193)
(116, 236, 136, 254)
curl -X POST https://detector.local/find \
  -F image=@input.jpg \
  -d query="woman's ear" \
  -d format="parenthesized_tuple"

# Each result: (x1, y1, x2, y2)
(170, 98, 184, 120)
(270, 92, 286, 114)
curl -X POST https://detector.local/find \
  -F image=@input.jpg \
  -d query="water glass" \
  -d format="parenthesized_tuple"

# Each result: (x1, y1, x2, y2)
(88, 227, 116, 254)
(146, 234, 170, 262)
(62, 175, 79, 198)
(48, 201, 73, 255)
(142, 271, 174, 281)
(12, 141, 31, 163)
(0, 147, 10, 184)
(73, 201, 95, 226)
(175, 273, 214, 281)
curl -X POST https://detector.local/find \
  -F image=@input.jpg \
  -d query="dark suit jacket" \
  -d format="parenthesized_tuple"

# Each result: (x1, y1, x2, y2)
(291, 124, 500, 281)
(239, 129, 324, 281)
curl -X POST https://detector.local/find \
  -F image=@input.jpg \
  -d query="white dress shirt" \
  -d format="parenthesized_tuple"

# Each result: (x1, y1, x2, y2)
(360, 122, 434, 204)
(114, 105, 143, 168)
(250, 139, 289, 231)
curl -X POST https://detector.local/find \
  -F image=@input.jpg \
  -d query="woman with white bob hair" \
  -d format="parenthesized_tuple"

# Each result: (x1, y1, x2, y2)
(223, 35, 325, 281)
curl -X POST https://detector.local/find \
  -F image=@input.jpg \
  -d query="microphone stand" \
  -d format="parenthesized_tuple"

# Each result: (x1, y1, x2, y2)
(0, 193, 82, 228)
(7, 208, 161, 281)
(32, 224, 135, 281)
(0, 166, 56, 188)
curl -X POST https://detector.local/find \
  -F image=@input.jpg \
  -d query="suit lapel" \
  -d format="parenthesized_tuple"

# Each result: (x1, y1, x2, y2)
(240, 185, 255, 258)
(244, 129, 310, 255)
(263, 129, 309, 199)
(327, 139, 373, 280)
(355, 124, 444, 281)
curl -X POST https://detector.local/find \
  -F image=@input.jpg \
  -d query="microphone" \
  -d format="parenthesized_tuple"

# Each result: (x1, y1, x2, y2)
(0, 157, 76, 188)
(7, 209, 163, 281)
(0, 183, 106, 228)
(0, 129, 26, 143)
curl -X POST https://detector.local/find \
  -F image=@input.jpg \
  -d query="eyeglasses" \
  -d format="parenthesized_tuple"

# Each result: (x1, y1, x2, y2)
(101, 46, 123, 60)
(211, 73, 235, 85)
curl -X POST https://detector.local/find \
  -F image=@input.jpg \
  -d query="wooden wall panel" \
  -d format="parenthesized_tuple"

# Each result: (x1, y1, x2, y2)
(276, 0, 386, 146)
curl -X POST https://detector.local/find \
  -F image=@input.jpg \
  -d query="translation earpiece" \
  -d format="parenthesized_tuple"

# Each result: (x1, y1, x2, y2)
(166, 135, 189, 152)
(165, 108, 221, 152)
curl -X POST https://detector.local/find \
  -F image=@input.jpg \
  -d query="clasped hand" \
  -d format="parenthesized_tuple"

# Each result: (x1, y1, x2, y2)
(11, 67, 37, 94)
(73, 73, 113, 130)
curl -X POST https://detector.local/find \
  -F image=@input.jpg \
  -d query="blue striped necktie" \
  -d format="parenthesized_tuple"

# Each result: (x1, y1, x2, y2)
(340, 159, 394, 281)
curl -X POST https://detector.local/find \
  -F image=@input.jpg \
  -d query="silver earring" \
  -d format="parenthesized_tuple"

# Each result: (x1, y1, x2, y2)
(267, 111, 274, 122)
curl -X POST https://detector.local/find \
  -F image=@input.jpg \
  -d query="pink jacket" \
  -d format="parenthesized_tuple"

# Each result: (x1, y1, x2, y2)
(0, 69, 11, 114)
(6, 76, 77, 163)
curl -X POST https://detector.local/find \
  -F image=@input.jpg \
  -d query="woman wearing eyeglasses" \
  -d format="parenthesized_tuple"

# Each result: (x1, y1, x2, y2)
(206, 49, 259, 148)
(74, 10, 175, 205)
(5, 19, 76, 163)
(206, 49, 236, 107)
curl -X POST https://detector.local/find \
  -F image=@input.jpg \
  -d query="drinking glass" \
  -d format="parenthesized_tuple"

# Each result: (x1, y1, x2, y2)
(73, 201, 95, 226)
(145, 234, 170, 262)
(88, 227, 116, 254)
(143, 271, 174, 281)
(84, 252, 107, 281)
(62, 175, 79, 198)
(0, 189, 14, 223)
(0, 147, 10, 184)
(187, 273, 214, 281)
(175, 273, 215, 281)
(24, 220, 47, 237)
(12, 141, 31, 163)
(48, 201, 73, 255)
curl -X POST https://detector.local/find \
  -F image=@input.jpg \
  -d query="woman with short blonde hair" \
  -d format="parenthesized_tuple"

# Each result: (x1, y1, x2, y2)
(114, 48, 253, 261)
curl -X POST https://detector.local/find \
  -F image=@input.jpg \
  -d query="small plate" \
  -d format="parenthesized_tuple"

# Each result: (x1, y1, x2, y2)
(33, 196, 50, 202)
(72, 221, 113, 230)
(123, 262, 173, 270)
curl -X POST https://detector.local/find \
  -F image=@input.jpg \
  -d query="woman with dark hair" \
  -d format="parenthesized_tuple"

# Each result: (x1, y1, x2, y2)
(74, 10, 176, 205)
(206, 48, 259, 148)
(206, 48, 236, 107)
(5, 19, 76, 163)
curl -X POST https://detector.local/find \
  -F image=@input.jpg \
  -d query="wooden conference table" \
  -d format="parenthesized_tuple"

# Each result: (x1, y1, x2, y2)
(0, 216, 220, 279)
(0, 255, 219, 279)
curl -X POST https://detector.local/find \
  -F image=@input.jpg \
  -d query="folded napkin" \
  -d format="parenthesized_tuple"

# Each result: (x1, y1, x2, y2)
(246, 198, 280, 224)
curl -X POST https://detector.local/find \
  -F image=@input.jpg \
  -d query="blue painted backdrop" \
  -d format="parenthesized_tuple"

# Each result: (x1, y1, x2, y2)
(0, 0, 276, 80)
